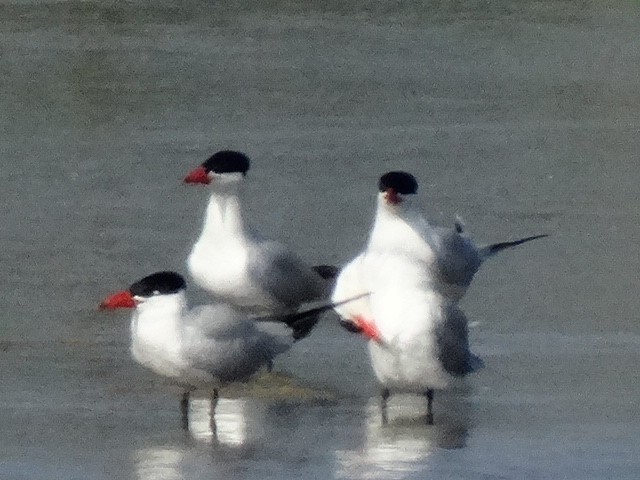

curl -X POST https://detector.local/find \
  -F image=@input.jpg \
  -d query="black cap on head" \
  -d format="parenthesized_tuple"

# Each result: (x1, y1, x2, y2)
(202, 150, 251, 176)
(378, 171, 418, 195)
(129, 271, 187, 298)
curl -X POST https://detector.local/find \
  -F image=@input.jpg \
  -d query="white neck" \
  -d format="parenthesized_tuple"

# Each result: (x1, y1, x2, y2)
(135, 291, 187, 319)
(130, 292, 187, 374)
(199, 182, 246, 240)
(367, 194, 434, 260)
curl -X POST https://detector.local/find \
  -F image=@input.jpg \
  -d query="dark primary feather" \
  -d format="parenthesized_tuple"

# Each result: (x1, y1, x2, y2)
(338, 319, 363, 334)
(256, 293, 370, 340)
(312, 265, 340, 280)
(482, 234, 549, 257)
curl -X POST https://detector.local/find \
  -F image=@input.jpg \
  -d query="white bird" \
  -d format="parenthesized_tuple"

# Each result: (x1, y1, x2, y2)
(334, 252, 483, 424)
(333, 170, 546, 332)
(184, 151, 336, 334)
(368, 171, 548, 302)
(99, 271, 327, 430)
(332, 170, 545, 423)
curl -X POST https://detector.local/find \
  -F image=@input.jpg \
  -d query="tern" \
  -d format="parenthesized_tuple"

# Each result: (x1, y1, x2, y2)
(100, 271, 345, 430)
(368, 171, 548, 302)
(334, 253, 483, 424)
(332, 170, 546, 422)
(185, 151, 336, 335)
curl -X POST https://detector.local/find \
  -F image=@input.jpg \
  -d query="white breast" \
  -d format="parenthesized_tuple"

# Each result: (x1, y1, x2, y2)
(362, 254, 454, 392)
(130, 300, 186, 380)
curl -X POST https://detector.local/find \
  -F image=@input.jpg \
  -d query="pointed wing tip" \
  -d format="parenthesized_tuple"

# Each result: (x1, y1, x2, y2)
(312, 265, 340, 280)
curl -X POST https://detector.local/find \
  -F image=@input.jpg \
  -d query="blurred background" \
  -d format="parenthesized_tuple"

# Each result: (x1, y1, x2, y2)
(1, 1, 640, 479)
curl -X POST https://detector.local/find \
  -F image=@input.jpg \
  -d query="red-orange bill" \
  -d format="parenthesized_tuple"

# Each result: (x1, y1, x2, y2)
(184, 166, 210, 184)
(100, 290, 135, 309)
(354, 315, 383, 343)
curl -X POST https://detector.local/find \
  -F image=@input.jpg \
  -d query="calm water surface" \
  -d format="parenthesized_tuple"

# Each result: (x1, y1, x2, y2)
(2, 1, 640, 478)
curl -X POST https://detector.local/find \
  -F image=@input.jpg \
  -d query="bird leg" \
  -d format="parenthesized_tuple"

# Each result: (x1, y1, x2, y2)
(381, 388, 390, 425)
(210, 388, 219, 436)
(180, 391, 190, 430)
(425, 389, 434, 425)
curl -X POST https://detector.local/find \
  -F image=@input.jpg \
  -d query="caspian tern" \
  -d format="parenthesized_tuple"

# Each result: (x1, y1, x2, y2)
(333, 170, 547, 333)
(334, 253, 483, 424)
(332, 170, 545, 423)
(368, 170, 548, 301)
(184, 150, 336, 326)
(99, 271, 330, 430)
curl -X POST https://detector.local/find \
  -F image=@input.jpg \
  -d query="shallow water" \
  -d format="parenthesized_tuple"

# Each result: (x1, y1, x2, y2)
(2, 1, 640, 478)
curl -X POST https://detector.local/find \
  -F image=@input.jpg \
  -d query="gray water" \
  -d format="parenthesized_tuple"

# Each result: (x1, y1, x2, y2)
(2, 0, 640, 478)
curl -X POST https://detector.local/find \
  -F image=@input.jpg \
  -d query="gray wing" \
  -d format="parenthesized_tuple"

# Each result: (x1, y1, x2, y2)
(435, 304, 483, 377)
(183, 305, 290, 383)
(185, 304, 250, 337)
(247, 239, 325, 310)
(432, 226, 482, 290)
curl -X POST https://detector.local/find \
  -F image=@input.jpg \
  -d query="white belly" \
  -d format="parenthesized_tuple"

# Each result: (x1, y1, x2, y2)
(368, 332, 452, 393)
(188, 242, 276, 312)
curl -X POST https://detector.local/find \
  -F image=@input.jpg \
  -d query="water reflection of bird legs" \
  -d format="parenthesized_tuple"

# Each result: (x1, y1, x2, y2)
(181, 389, 219, 436)
(380, 388, 390, 425)
(181, 391, 190, 430)
(380, 388, 435, 425)
(210, 388, 219, 436)
(425, 389, 434, 425)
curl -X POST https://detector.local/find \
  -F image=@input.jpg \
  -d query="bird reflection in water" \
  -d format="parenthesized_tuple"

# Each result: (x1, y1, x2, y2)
(187, 397, 255, 445)
(134, 398, 260, 480)
(334, 396, 470, 479)
(134, 446, 186, 480)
